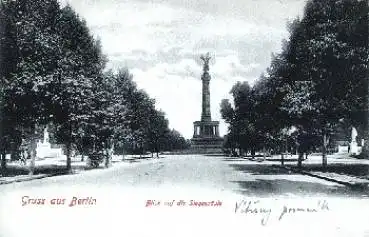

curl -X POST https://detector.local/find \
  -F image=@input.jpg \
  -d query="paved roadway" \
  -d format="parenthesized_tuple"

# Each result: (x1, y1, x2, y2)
(0, 155, 368, 237)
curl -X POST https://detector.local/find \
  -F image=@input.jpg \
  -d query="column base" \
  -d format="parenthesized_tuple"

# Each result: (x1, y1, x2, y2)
(190, 136, 224, 154)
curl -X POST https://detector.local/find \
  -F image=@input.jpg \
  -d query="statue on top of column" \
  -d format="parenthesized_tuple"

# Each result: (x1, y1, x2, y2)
(200, 52, 211, 73)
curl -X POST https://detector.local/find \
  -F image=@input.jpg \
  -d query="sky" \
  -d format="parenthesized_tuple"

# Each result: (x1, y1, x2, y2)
(60, 0, 307, 139)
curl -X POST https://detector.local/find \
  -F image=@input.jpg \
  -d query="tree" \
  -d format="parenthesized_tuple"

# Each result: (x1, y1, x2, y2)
(0, 0, 188, 175)
(165, 129, 190, 151)
(0, 0, 7, 174)
(146, 110, 169, 157)
(221, 81, 264, 158)
(221, 0, 368, 165)
(220, 99, 237, 155)
(0, 0, 63, 174)
(49, 5, 106, 172)
(281, 0, 368, 167)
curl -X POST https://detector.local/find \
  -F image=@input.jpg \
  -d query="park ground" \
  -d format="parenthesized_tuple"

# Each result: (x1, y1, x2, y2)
(0, 154, 369, 237)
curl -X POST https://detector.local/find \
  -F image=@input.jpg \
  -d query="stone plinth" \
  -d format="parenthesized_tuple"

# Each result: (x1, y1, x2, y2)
(191, 120, 224, 153)
(191, 137, 224, 153)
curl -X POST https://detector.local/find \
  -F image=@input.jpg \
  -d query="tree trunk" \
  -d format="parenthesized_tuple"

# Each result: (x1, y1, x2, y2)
(0, 79, 4, 176)
(10, 141, 18, 161)
(29, 149, 36, 175)
(66, 141, 72, 172)
(104, 150, 110, 168)
(285, 139, 288, 155)
(81, 154, 84, 162)
(251, 148, 255, 160)
(1, 152, 6, 177)
(28, 137, 37, 175)
(105, 143, 113, 168)
(281, 138, 288, 166)
(297, 152, 303, 169)
(66, 124, 73, 173)
(281, 153, 284, 166)
(322, 133, 328, 170)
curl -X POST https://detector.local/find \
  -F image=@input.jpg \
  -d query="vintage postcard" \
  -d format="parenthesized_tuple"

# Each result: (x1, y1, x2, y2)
(0, 0, 368, 236)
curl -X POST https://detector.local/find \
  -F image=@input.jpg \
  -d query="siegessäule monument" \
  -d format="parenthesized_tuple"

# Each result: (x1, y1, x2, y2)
(191, 53, 223, 153)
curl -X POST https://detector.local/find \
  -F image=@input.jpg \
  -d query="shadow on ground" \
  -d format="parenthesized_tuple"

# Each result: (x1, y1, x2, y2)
(231, 179, 369, 197)
(204, 154, 227, 157)
(123, 160, 140, 163)
(229, 164, 292, 175)
(223, 158, 252, 162)
(1, 165, 73, 177)
(222, 157, 298, 162)
(291, 163, 369, 179)
(1, 156, 162, 177)
(228, 163, 369, 197)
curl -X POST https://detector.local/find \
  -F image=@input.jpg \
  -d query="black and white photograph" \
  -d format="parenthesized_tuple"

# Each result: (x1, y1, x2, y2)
(0, 0, 368, 236)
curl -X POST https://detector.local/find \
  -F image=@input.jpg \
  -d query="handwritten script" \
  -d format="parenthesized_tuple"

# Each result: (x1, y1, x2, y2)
(235, 199, 329, 225)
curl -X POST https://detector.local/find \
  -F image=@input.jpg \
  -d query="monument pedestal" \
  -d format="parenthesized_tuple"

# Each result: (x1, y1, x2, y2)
(191, 121, 223, 153)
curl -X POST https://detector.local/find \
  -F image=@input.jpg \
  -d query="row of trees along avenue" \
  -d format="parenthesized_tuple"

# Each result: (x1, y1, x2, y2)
(221, 0, 368, 168)
(0, 0, 189, 176)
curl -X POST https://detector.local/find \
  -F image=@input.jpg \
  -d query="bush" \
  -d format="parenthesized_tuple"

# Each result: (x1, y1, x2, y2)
(88, 151, 106, 168)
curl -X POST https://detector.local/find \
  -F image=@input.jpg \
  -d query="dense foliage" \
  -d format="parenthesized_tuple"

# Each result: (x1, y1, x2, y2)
(0, 0, 188, 174)
(221, 0, 368, 166)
